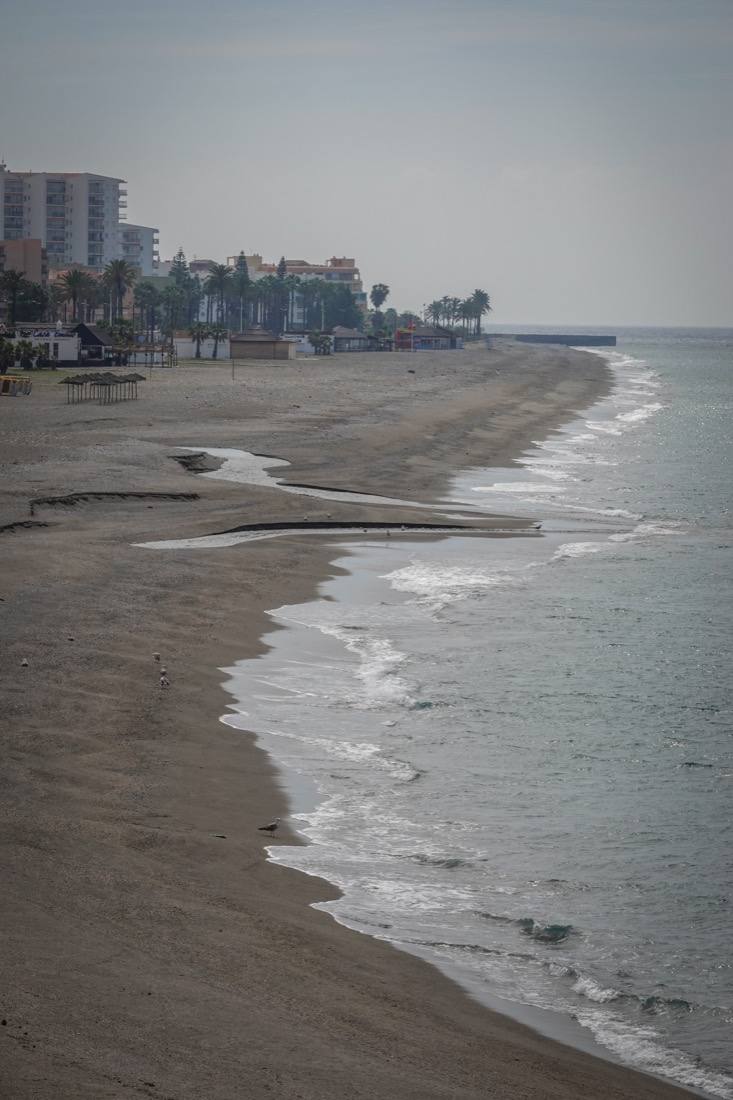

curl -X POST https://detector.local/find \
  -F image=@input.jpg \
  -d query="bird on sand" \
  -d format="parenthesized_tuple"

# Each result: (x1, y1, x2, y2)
(258, 817, 281, 835)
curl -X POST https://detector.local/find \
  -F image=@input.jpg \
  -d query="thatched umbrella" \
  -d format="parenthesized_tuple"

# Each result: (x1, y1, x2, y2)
(59, 375, 88, 404)
(122, 371, 146, 398)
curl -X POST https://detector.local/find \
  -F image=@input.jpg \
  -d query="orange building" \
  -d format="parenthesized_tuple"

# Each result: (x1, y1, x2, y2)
(0, 238, 48, 285)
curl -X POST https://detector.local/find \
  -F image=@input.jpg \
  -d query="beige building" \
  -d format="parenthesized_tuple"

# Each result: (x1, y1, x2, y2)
(226, 254, 367, 311)
(0, 238, 48, 284)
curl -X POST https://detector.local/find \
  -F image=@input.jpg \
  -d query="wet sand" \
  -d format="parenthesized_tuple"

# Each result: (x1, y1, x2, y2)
(0, 343, 698, 1098)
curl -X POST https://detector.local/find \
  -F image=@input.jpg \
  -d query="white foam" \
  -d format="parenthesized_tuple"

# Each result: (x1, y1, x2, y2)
(615, 402, 665, 424)
(383, 561, 519, 607)
(520, 461, 573, 481)
(264, 730, 419, 781)
(576, 1011, 733, 1098)
(609, 521, 684, 544)
(318, 627, 414, 708)
(472, 482, 566, 495)
(554, 503, 642, 520)
(572, 974, 620, 1003)
(553, 541, 607, 560)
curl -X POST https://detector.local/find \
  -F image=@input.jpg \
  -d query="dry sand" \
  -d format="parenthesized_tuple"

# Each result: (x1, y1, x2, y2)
(0, 343, 697, 1098)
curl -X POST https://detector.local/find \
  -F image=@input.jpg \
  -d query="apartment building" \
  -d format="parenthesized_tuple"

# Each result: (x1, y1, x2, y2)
(119, 223, 160, 275)
(227, 254, 367, 305)
(0, 164, 125, 270)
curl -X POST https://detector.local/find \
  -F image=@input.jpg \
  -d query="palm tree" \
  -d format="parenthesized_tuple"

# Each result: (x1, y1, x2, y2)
(14, 338, 36, 370)
(370, 283, 390, 334)
(80, 275, 103, 323)
(59, 269, 88, 321)
(48, 284, 68, 323)
(205, 263, 232, 326)
(469, 289, 491, 336)
(425, 300, 442, 327)
(1, 270, 29, 326)
(189, 322, 210, 359)
(458, 299, 473, 335)
(104, 259, 138, 323)
(308, 278, 333, 329)
(209, 324, 227, 360)
(370, 283, 390, 311)
(161, 284, 186, 339)
(283, 273, 301, 332)
(134, 282, 161, 342)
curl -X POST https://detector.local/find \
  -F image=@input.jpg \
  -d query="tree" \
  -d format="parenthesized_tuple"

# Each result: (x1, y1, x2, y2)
(369, 283, 390, 334)
(0, 337, 16, 372)
(382, 308, 398, 335)
(326, 285, 362, 330)
(104, 259, 138, 322)
(309, 278, 333, 329)
(370, 283, 390, 311)
(272, 257, 289, 334)
(469, 288, 491, 336)
(1, 270, 29, 325)
(209, 324, 227, 360)
(59, 269, 88, 320)
(48, 284, 68, 323)
(231, 252, 250, 332)
(170, 248, 190, 286)
(205, 263, 232, 326)
(189, 321, 210, 359)
(161, 284, 186, 338)
(283, 273, 302, 331)
(14, 280, 50, 323)
(134, 281, 162, 343)
(425, 300, 442, 327)
(14, 338, 37, 370)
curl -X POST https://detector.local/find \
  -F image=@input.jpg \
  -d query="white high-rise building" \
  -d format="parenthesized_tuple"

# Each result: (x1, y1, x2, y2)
(119, 223, 160, 275)
(0, 164, 126, 270)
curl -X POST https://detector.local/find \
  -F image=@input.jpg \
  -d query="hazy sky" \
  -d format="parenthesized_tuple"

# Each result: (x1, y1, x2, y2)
(2, 0, 731, 325)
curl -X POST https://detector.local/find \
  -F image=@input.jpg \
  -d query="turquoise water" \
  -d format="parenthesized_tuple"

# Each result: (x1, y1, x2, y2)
(222, 330, 732, 1096)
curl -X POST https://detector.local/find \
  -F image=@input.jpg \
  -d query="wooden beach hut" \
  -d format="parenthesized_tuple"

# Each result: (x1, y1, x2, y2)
(229, 328, 295, 361)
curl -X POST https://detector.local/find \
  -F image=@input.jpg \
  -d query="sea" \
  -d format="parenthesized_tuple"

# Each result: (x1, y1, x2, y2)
(148, 328, 733, 1096)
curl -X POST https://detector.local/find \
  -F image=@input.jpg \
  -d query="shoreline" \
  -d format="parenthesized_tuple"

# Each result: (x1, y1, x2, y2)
(1, 343, 701, 1098)
(228, 533, 713, 1099)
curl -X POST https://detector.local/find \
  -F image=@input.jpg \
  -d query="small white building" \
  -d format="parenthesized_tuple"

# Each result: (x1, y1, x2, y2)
(5, 325, 80, 364)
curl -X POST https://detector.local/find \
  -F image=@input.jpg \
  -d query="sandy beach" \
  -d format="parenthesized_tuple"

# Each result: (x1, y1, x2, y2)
(1, 341, 699, 1099)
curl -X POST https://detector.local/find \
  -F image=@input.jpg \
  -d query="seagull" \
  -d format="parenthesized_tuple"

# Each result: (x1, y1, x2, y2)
(258, 817, 281, 835)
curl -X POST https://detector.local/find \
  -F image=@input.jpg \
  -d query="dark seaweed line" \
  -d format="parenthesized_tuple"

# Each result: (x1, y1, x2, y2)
(0, 519, 50, 534)
(213, 519, 473, 536)
(30, 491, 200, 515)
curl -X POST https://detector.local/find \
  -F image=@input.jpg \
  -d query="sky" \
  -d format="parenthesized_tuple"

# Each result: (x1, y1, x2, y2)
(1, 0, 731, 326)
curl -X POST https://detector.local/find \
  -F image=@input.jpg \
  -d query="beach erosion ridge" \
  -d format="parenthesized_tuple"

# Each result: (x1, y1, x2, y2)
(0, 342, 699, 1100)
